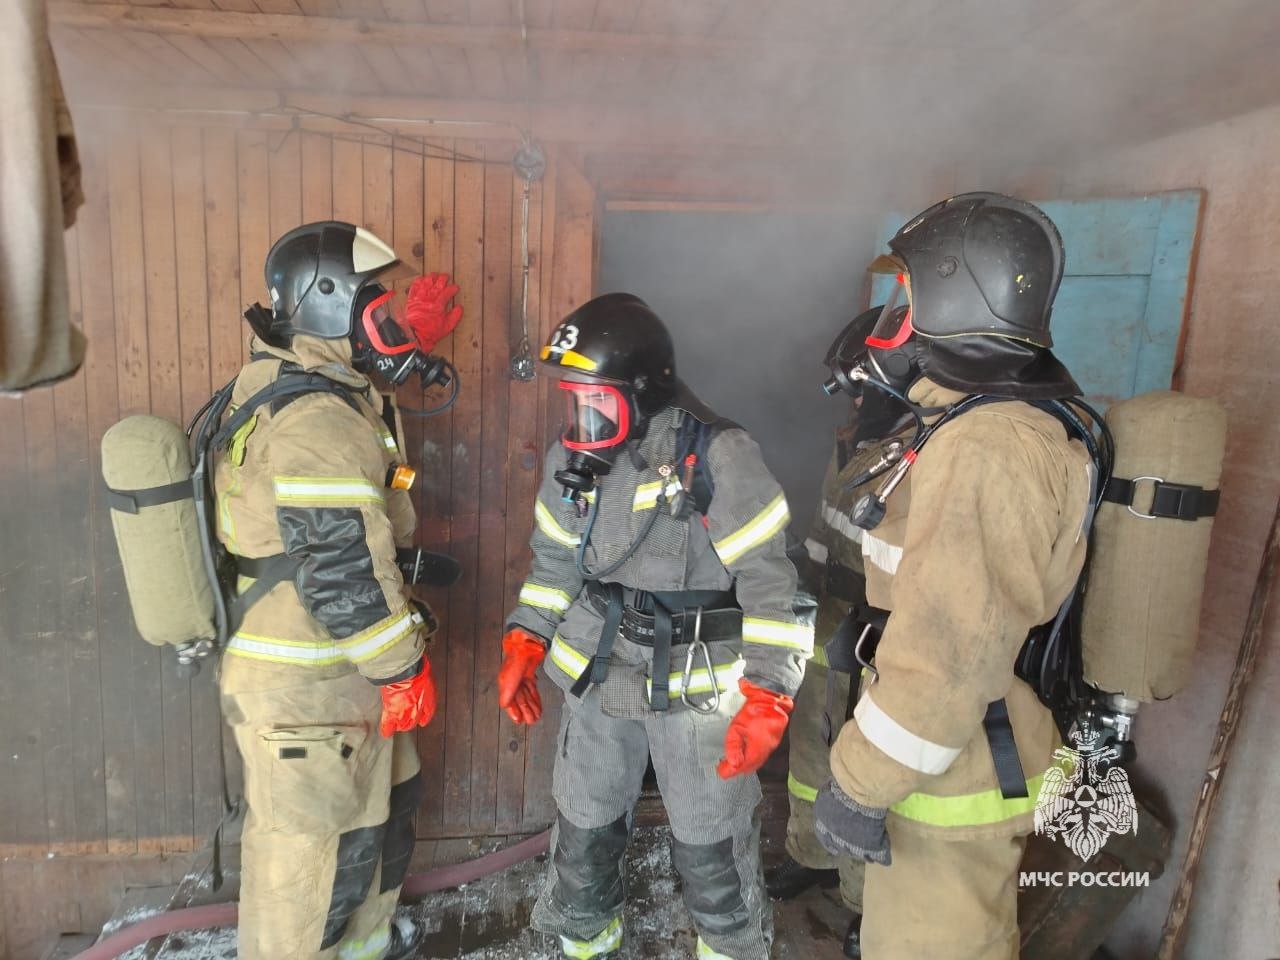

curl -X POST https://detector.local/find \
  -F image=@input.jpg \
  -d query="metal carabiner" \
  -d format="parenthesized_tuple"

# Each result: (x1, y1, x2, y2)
(681, 607, 720, 714)
(854, 623, 880, 684)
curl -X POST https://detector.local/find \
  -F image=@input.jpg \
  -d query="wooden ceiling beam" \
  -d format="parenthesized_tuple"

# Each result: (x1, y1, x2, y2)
(64, 83, 787, 148)
(49, 1, 846, 58)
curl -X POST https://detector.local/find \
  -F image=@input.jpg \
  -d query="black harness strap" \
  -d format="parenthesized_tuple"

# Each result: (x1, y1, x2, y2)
(650, 601, 674, 712)
(227, 553, 300, 634)
(982, 698, 1029, 800)
(570, 582, 625, 698)
(1102, 476, 1219, 521)
(105, 478, 193, 514)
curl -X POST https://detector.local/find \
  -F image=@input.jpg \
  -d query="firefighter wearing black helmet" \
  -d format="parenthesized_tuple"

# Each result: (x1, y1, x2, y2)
(497, 293, 813, 959)
(811, 194, 1094, 960)
(217, 221, 461, 960)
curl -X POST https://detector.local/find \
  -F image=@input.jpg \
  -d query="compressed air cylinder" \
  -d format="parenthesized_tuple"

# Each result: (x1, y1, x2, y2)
(1081, 391, 1227, 701)
(102, 415, 216, 647)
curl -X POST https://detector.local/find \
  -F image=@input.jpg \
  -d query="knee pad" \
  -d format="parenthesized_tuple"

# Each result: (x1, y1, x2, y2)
(552, 812, 629, 917)
(322, 824, 387, 948)
(379, 771, 424, 894)
(671, 836, 749, 935)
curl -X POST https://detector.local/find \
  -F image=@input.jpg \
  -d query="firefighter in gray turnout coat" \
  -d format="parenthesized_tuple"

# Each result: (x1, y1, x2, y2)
(496, 293, 813, 959)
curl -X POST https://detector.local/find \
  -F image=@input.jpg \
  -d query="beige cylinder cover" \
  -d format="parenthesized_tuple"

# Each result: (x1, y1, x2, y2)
(1082, 391, 1227, 701)
(102, 415, 216, 647)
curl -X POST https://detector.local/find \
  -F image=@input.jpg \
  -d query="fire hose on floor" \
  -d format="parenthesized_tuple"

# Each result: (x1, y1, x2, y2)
(71, 830, 553, 960)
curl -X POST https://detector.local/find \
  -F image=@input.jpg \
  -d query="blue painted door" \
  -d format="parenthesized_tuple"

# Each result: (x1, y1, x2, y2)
(869, 191, 1204, 404)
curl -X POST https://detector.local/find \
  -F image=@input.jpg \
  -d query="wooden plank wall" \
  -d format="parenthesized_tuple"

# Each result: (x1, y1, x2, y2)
(0, 114, 596, 884)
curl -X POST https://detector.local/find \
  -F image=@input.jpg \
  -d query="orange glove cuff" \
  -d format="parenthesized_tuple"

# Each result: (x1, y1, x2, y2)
(716, 678, 794, 779)
(502, 627, 548, 664)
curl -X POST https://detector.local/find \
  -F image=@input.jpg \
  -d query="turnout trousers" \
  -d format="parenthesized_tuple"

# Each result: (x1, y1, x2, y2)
(860, 826, 1025, 960)
(782, 662, 864, 913)
(221, 667, 423, 960)
(531, 685, 773, 959)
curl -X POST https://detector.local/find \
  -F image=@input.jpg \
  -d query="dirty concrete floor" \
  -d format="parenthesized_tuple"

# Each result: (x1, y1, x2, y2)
(117, 824, 850, 959)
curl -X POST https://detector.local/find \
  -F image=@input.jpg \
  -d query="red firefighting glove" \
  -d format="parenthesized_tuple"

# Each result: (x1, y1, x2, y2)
(717, 678, 794, 779)
(379, 659, 437, 738)
(405, 273, 462, 352)
(498, 628, 547, 725)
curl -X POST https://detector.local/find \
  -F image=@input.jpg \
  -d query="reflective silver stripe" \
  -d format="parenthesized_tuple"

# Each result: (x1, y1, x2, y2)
(273, 476, 385, 504)
(742, 617, 814, 652)
(822, 503, 864, 546)
(647, 658, 744, 697)
(714, 492, 790, 565)
(854, 692, 962, 775)
(519, 582, 573, 613)
(535, 500, 581, 548)
(861, 532, 902, 574)
(632, 479, 683, 511)
(341, 609, 420, 662)
(803, 536, 829, 565)
(226, 634, 345, 665)
(548, 635, 590, 679)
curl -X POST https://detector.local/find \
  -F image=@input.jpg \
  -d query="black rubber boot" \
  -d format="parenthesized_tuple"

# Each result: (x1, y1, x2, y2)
(385, 916, 423, 960)
(764, 854, 839, 901)
(843, 912, 863, 959)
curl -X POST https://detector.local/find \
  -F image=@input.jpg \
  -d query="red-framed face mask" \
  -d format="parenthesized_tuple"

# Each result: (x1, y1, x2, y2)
(865, 273, 914, 350)
(559, 380, 631, 451)
(360, 286, 418, 356)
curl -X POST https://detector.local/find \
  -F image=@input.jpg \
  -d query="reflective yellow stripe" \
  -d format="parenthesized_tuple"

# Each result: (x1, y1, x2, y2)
(742, 616, 814, 653)
(225, 633, 346, 665)
(560, 917, 621, 959)
(646, 658, 744, 698)
(810, 643, 829, 668)
(891, 773, 1045, 828)
(339, 608, 421, 662)
(519, 582, 573, 613)
(535, 500, 581, 548)
(226, 610, 419, 666)
(696, 937, 735, 960)
(713, 492, 790, 565)
(376, 427, 398, 452)
(632, 479, 683, 511)
(548, 635, 590, 679)
(787, 771, 818, 803)
(273, 476, 385, 505)
(338, 926, 390, 960)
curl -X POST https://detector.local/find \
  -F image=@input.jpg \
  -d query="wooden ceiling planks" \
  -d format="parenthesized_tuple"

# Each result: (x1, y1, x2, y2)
(462, 45, 512, 100)
(588, 0, 638, 33)
(424, 0, 469, 25)
(201, 35, 291, 86)
(466, 0, 516, 26)
(549, 0, 597, 31)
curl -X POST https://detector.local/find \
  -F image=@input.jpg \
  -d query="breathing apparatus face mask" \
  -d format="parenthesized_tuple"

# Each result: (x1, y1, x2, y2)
(553, 379, 633, 499)
(351, 284, 452, 390)
(823, 274, 922, 407)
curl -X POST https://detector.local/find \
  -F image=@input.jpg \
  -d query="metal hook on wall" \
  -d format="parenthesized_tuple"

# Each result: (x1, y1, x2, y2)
(510, 139, 546, 381)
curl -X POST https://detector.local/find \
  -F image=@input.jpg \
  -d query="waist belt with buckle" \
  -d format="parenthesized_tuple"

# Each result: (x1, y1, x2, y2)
(573, 580, 741, 711)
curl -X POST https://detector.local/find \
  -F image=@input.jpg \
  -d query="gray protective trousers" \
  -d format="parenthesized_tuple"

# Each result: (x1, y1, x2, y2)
(530, 643, 772, 960)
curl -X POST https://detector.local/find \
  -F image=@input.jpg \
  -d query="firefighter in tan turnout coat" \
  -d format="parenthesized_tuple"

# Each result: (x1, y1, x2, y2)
(215, 221, 461, 960)
(812, 194, 1094, 960)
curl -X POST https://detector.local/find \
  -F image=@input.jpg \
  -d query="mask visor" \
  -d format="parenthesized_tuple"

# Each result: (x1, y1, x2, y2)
(865, 275, 913, 349)
(360, 287, 418, 356)
(559, 381, 630, 450)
